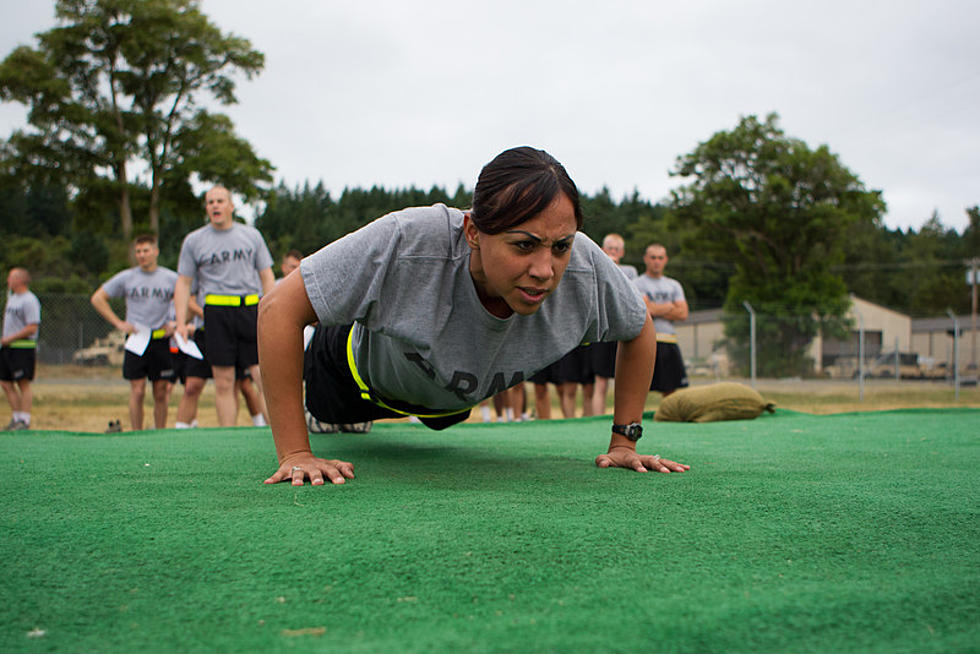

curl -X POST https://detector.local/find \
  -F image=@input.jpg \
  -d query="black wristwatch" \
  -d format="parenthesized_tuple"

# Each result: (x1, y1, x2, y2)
(611, 422, 643, 442)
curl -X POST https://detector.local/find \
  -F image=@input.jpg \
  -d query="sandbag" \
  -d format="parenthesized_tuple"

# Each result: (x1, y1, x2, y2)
(654, 382, 775, 423)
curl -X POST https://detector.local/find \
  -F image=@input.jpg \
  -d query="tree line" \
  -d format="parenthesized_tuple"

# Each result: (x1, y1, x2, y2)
(2, 160, 975, 315)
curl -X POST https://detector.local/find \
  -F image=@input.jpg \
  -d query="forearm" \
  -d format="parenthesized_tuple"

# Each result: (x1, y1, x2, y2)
(259, 267, 276, 297)
(610, 315, 656, 449)
(645, 300, 687, 322)
(661, 302, 688, 322)
(173, 276, 191, 329)
(258, 286, 313, 462)
(2, 324, 38, 344)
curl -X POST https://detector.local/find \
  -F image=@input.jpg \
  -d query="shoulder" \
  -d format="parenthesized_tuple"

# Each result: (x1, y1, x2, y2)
(566, 232, 604, 270)
(339, 203, 463, 258)
(387, 204, 462, 249)
(235, 222, 265, 239)
(106, 267, 136, 284)
(181, 224, 210, 245)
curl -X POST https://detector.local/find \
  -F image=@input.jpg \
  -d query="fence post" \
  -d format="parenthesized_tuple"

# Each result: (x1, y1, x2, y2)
(857, 311, 864, 402)
(947, 309, 959, 401)
(742, 301, 756, 388)
(894, 336, 900, 380)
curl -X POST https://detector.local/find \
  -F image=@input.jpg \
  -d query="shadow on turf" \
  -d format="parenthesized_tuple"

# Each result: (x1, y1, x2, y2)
(305, 433, 599, 489)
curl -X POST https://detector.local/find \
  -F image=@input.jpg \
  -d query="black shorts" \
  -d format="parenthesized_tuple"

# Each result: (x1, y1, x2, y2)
(556, 344, 596, 385)
(178, 327, 252, 382)
(590, 341, 618, 379)
(304, 324, 469, 431)
(0, 347, 36, 381)
(123, 338, 176, 382)
(529, 359, 562, 385)
(203, 304, 258, 369)
(180, 328, 212, 380)
(651, 341, 688, 393)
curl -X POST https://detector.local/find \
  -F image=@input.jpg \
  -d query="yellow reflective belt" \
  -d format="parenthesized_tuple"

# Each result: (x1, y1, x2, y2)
(151, 328, 168, 340)
(204, 293, 259, 307)
(656, 333, 679, 344)
(345, 326, 469, 419)
(8, 339, 36, 349)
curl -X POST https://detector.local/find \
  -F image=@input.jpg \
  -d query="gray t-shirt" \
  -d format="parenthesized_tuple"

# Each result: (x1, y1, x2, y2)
(3, 291, 41, 342)
(301, 204, 648, 411)
(101, 266, 178, 329)
(618, 263, 639, 280)
(177, 222, 273, 295)
(633, 274, 685, 335)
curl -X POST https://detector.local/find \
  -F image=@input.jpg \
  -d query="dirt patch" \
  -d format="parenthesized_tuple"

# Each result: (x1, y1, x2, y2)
(11, 367, 980, 433)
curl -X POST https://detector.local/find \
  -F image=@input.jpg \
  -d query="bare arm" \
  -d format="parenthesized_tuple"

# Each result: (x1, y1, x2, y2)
(0, 323, 39, 346)
(173, 275, 192, 340)
(644, 297, 689, 322)
(187, 294, 203, 321)
(258, 267, 276, 298)
(258, 271, 354, 486)
(596, 314, 689, 474)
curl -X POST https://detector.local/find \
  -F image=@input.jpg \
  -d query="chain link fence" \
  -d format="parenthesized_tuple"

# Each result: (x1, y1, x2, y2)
(679, 302, 978, 391)
(5, 294, 978, 392)
(3, 293, 124, 366)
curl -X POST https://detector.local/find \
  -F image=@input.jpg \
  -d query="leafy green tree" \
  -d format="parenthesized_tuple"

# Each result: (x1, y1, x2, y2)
(0, 0, 270, 240)
(670, 113, 885, 375)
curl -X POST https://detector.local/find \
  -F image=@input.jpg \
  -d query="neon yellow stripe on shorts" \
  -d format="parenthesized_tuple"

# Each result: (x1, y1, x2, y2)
(345, 326, 469, 419)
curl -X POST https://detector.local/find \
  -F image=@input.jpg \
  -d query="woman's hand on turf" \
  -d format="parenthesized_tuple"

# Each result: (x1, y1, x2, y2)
(264, 454, 355, 486)
(595, 446, 689, 473)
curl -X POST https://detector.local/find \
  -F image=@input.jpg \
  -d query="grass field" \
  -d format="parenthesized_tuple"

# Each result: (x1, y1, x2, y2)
(22, 364, 980, 433)
(2, 407, 977, 652)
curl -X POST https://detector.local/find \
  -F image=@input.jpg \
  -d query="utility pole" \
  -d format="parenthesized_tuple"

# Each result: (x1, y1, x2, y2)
(969, 257, 978, 371)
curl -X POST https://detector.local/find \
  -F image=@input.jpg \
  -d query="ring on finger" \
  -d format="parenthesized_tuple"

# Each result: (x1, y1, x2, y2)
(290, 465, 303, 473)
(652, 454, 661, 462)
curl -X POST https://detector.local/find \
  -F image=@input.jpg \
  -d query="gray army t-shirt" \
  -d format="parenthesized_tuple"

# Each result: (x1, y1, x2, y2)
(618, 263, 639, 280)
(633, 274, 685, 336)
(177, 223, 273, 295)
(101, 266, 178, 329)
(301, 204, 648, 412)
(2, 291, 41, 342)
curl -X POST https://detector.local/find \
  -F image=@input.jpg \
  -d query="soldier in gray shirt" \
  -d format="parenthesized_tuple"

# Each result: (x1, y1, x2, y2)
(174, 186, 275, 427)
(91, 235, 178, 431)
(259, 147, 690, 487)
(1, 267, 41, 430)
(634, 243, 690, 396)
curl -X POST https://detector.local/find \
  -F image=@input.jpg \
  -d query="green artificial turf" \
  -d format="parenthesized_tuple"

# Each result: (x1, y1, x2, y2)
(1, 409, 978, 653)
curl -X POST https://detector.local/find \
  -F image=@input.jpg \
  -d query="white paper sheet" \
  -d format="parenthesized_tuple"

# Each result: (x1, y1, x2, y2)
(174, 332, 204, 359)
(124, 326, 151, 356)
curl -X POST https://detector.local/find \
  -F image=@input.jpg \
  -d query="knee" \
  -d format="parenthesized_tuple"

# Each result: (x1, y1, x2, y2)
(213, 369, 236, 393)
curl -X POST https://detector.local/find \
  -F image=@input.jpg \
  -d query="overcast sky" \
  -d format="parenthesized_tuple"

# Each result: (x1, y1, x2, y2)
(1, 0, 978, 232)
